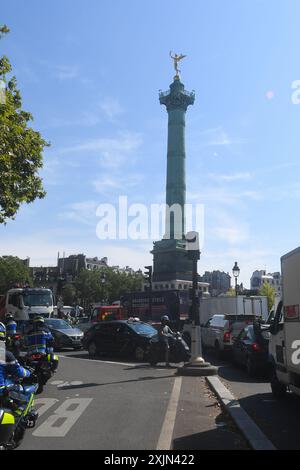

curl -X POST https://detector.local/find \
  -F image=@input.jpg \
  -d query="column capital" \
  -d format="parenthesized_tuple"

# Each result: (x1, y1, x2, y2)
(159, 79, 195, 111)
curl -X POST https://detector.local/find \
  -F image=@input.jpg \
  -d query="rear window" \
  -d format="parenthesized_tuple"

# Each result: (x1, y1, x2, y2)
(210, 316, 225, 327)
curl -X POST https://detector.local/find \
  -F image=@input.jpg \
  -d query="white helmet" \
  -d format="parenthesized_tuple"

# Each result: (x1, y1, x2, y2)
(161, 315, 170, 323)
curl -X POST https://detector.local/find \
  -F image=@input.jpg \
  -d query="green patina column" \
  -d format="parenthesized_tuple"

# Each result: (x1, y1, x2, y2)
(151, 77, 195, 283)
(160, 78, 195, 238)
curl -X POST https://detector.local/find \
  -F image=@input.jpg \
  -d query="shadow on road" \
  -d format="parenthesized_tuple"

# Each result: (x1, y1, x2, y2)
(204, 352, 268, 384)
(57, 374, 176, 390)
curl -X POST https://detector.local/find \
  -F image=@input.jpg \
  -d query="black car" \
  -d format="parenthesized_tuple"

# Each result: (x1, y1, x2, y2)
(232, 323, 270, 377)
(82, 320, 157, 361)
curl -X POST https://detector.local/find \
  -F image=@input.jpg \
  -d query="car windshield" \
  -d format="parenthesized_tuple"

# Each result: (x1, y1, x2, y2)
(22, 292, 52, 307)
(128, 322, 157, 336)
(45, 319, 72, 330)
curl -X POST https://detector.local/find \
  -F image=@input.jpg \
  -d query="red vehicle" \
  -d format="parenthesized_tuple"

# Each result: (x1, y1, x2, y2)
(90, 305, 127, 323)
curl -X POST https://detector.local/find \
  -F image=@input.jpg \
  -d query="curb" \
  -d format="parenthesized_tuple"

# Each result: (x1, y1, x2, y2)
(206, 376, 276, 450)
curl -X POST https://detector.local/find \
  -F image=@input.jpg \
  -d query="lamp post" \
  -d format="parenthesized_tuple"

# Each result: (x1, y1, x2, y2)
(232, 262, 240, 297)
(232, 262, 240, 318)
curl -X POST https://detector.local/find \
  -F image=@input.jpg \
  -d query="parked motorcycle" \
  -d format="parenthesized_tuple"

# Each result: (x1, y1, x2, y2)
(148, 332, 191, 366)
(21, 352, 59, 394)
(0, 375, 39, 450)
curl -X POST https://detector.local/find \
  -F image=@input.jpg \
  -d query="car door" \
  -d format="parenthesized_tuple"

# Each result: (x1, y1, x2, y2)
(202, 319, 212, 347)
(112, 323, 133, 356)
(233, 328, 247, 364)
(93, 323, 115, 354)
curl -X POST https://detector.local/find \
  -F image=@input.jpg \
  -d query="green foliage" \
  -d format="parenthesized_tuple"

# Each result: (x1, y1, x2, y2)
(259, 283, 275, 311)
(0, 25, 49, 223)
(62, 283, 77, 306)
(226, 287, 236, 297)
(74, 268, 143, 307)
(0, 256, 32, 293)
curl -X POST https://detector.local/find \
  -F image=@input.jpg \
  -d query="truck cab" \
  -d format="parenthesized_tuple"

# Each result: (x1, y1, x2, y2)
(269, 247, 300, 398)
(5, 288, 54, 321)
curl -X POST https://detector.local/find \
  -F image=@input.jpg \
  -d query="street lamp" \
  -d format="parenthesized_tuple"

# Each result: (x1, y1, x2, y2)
(232, 262, 240, 297)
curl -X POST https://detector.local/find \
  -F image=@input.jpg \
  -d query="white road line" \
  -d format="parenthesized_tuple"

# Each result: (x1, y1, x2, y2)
(58, 354, 140, 367)
(156, 376, 182, 450)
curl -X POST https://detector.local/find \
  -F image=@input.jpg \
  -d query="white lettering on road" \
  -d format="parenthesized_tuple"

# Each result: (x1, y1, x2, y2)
(50, 380, 83, 387)
(34, 398, 59, 417)
(33, 398, 93, 437)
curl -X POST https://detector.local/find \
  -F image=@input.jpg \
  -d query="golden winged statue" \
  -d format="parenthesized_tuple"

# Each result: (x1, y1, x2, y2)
(169, 51, 187, 78)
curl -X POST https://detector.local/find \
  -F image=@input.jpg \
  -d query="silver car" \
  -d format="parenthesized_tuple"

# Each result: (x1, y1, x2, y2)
(45, 319, 84, 350)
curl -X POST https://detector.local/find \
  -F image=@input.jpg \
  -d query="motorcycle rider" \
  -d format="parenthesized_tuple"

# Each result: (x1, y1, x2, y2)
(0, 322, 31, 396)
(24, 316, 58, 371)
(160, 315, 175, 367)
(5, 314, 17, 336)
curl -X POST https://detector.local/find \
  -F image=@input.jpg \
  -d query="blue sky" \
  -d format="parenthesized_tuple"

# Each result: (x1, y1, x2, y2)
(1, 0, 300, 286)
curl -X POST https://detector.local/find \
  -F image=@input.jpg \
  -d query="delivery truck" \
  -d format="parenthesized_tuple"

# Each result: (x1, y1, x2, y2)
(0, 287, 54, 321)
(197, 295, 269, 325)
(269, 247, 300, 398)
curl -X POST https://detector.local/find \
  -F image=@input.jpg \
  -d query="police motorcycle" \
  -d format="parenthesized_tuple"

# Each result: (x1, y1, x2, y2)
(21, 352, 58, 394)
(148, 331, 191, 366)
(0, 371, 39, 450)
(20, 317, 59, 394)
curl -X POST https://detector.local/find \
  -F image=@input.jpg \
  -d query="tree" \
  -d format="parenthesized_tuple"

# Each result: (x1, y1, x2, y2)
(74, 267, 144, 308)
(225, 288, 236, 297)
(0, 25, 49, 223)
(259, 283, 275, 311)
(0, 256, 32, 294)
(74, 269, 108, 309)
(62, 283, 76, 306)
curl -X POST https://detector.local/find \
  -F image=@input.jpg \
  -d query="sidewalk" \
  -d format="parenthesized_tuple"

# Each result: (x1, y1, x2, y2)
(171, 376, 250, 450)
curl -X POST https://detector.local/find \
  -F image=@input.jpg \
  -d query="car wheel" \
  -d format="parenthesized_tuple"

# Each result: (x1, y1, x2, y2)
(270, 368, 287, 399)
(134, 346, 145, 361)
(246, 356, 257, 377)
(88, 341, 98, 358)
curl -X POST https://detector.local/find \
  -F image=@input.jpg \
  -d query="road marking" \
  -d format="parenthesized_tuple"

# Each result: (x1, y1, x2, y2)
(156, 376, 182, 450)
(33, 398, 93, 437)
(34, 398, 59, 417)
(58, 354, 140, 367)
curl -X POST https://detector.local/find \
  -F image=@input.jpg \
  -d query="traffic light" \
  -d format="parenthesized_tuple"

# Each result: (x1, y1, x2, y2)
(144, 266, 152, 284)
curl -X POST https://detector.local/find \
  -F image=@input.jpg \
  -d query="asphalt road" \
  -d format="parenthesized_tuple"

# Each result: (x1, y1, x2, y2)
(19, 350, 247, 451)
(205, 352, 300, 450)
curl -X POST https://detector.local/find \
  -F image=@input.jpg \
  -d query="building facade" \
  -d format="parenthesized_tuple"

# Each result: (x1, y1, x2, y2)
(250, 270, 281, 296)
(201, 271, 231, 297)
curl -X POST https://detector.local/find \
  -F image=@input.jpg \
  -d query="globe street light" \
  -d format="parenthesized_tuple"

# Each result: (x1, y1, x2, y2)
(232, 261, 240, 297)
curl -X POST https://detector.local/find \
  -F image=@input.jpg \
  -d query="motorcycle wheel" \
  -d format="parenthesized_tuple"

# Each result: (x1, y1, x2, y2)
(9, 425, 25, 449)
